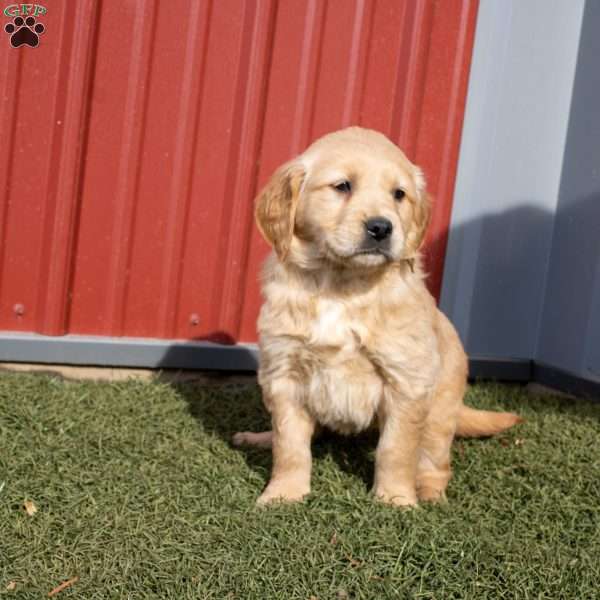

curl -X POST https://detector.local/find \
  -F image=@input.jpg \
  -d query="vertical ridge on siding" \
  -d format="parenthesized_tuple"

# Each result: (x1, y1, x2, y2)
(391, 0, 434, 156)
(157, 0, 213, 339)
(0, 49, 23, 303)
(341, 0, 370, 126)
(105, 1, 158, 335)
(353, 0, 376, 125)
(217, 0, 278, 341)
(36, 0, 98, 335)
(292, 0, 327, 156)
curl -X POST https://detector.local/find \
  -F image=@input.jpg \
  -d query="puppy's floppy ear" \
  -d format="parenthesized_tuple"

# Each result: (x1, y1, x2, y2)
(255, 159, 305, 261)
(404, 167, 431, 258)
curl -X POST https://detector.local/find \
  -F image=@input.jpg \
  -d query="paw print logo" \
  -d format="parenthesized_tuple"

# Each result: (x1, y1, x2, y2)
(4, 16, 45, 48)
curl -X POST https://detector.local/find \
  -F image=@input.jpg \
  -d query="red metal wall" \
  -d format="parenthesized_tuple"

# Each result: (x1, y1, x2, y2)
(0, 0, 477, 344)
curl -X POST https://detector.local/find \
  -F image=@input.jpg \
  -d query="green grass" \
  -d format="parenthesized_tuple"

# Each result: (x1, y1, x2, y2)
(1, 371, 599, 599)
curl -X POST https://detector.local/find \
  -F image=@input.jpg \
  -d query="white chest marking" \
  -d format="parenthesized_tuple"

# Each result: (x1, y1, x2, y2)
(311, 300, 347, 343)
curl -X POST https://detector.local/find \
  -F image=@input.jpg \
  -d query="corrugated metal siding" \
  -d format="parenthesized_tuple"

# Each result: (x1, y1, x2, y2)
(0, 0, 477, 345)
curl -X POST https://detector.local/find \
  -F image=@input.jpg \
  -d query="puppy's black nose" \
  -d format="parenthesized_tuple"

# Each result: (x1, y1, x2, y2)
(365, 217, 393, 241)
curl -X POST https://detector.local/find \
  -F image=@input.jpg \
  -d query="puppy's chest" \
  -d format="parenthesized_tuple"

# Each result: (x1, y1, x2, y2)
(300, 298, 382, 433)
(307, 298, 370, 351)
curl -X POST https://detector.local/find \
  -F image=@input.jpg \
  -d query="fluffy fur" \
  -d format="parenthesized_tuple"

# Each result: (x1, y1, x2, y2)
(234, 127, 521, 506)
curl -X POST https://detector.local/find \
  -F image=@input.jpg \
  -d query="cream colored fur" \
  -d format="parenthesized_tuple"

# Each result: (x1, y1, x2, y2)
(234, 127, 521, 506)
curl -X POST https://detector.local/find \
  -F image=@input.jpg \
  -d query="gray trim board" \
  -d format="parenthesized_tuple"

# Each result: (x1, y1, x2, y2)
(0, 333, 259, 371)
(1, 334, 599, 400)
(0, 334, 531, 382)
(533, 362, 600, 401)
(468, 357, 531, 382)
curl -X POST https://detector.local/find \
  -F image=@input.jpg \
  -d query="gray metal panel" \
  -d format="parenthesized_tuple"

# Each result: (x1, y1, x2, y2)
(469, 357, 531, 382)
(533, 362, 600, 401)
(440, 0, 584, 359)
(535, 0, 600, 380)
(0, 333, 259, 371)
(0, 331, 534, 382)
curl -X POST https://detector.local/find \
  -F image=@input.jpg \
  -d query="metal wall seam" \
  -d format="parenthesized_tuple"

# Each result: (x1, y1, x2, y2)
(104, 1, 159, 336)
(156, 0, 213, 339)
(38, 0, 98, 335)
(216, 0, 278, 342)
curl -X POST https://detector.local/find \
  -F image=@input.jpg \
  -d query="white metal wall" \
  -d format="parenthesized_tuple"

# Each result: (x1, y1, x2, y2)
(441, 0, 585, 363)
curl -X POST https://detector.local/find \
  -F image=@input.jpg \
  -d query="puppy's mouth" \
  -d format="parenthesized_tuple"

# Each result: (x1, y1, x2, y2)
(352, 236, 395, 260)
(353, 247, 392, 258)
(326, 245, 393, 265)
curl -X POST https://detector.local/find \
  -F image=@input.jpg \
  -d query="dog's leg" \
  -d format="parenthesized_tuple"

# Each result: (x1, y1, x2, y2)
(257, 392, 316, 505)
(232, 430, 273, 448)
(233, 423, 323, 448)
(416, 342, 466, 502)
(416, 419, 455, 503)
(373, 389, 425, 507)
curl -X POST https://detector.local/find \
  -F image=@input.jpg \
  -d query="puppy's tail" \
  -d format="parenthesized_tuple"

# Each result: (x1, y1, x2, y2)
(456, 405, 523, 438)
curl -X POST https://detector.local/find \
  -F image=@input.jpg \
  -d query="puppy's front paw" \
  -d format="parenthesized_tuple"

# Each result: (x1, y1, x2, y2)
(257, 480, 310, 506)
(373, 486, 418, 508)
(417, 484, 448, 504)
(416, 472, 450, 503)
(417, 481, 448, 504)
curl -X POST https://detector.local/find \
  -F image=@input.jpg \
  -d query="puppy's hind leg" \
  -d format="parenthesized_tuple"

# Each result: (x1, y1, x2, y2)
(232, 430, 273, 448)
(416, 378, 464, 503)
(416, 419, 455, 503)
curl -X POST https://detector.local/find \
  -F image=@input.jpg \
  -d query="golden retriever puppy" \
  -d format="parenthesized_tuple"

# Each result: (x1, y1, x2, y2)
(234, 127, 521, 506)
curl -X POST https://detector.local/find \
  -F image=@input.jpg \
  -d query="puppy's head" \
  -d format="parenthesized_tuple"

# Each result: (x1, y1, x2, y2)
(255, 127, 430, 270)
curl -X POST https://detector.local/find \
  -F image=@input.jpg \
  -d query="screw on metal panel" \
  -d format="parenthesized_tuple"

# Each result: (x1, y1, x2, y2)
(189, 313, 200, 326)
(13, 303, 25, 316)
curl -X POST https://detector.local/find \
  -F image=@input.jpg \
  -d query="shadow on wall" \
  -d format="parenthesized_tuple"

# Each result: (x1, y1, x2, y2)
(439, 193, 600, 373)
(535, 192, 600, 380)
(438, 202, 555, 360)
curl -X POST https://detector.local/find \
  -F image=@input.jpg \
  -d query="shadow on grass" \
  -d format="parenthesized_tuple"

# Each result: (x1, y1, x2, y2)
(167, 375, 378, 491)
(166, 373, 600, 495)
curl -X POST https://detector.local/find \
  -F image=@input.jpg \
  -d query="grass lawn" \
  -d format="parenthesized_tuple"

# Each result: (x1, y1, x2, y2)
(1, 371, 599, 599)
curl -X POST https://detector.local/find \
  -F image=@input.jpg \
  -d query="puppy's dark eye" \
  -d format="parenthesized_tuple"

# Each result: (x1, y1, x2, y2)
(394, 188, 406, 201)
(333, 180, 352, 193)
